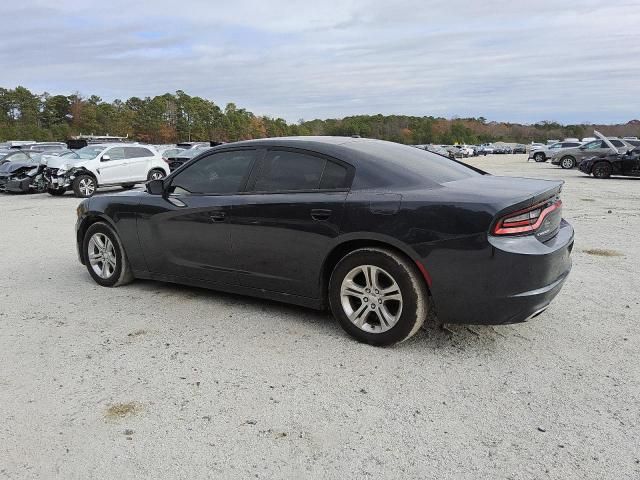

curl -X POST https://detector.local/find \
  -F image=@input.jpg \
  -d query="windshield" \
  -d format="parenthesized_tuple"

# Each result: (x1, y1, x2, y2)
(60, 151, 80, 159)
(75, 145, 106, 160)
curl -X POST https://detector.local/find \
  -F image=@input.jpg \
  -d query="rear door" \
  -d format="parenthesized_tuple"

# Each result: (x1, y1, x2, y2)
(124, 146, 156, 181)
(230, 148, 353, 299)
(137, 148, 258, 285)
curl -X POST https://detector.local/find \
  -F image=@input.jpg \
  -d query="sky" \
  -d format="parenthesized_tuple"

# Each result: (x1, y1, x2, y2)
(1, 0, 639, 124)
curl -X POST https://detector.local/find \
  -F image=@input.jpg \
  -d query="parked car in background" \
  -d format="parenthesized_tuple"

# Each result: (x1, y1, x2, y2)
(424, 144, 454, 158)
(164, 146, 212, 171)
(18, 142, 68, 153)
(45, 144, 169, 197)
(0, 153, 46, 193)
(528, 141, 583, 162)
(159, 147, 186, 161)
(513, 145, 527, 154)
(550, 137, 633, 169)
(76, 137, 573, 346)
(579, 146, 640, 179)
(477, 144, 494, 155)
(0, 149, 41, 165)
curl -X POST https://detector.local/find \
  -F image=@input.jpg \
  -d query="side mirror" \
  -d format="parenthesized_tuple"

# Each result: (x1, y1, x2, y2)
(101, 154, 111, 162)
(146, 179, 165, 195)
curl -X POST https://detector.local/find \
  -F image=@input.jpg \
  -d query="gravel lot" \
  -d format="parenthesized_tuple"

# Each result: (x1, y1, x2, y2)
(1, 154, 638, 479)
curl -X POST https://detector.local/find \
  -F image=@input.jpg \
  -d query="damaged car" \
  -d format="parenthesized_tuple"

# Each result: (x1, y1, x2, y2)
(578, 133, 640, 179)
(0, 153, 46, 193)
(44, 144, 169, 197)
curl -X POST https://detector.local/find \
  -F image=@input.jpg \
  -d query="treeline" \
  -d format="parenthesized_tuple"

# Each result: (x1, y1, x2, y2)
(1, 86, 638, 145)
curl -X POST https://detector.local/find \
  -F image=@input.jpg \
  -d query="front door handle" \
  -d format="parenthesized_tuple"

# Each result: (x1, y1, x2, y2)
(311, 208, 332, 221)
(209, 211, 226, 222)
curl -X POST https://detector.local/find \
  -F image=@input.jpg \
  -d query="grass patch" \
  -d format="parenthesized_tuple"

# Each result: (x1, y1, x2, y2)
(583, 248, 623, 257)
(105, 402, 142, 419)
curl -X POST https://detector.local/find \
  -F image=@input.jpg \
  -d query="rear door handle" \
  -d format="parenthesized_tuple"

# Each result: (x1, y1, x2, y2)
(311, 209, 332, 221)
(209, 211, 226, 222)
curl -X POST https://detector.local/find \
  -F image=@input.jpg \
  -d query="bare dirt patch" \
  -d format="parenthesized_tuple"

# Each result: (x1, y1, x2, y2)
(583, 248, 623, 257)
(105, 402, 142, 419)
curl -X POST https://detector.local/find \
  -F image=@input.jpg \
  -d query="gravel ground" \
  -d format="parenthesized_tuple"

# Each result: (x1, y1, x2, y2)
(0, 154, 638, 479)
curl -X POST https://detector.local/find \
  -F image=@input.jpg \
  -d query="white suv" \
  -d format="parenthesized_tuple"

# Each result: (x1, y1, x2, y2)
(44, 143, 169, 197)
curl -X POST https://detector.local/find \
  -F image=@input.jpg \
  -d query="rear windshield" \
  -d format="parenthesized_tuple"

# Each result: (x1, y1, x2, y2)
(347, 140, 481, 189)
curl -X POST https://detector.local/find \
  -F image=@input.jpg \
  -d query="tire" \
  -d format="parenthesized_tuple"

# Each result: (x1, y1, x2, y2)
(82, 222, 134, 287)
(592, 162, 612, 179)
(47, 187, 66, 196)
(534, 153, 546, 162)
(147, 169, 165, 181)
(73, 174, 97, 198)
(329, 248, 428, 346)
(560, 156, 576, 169)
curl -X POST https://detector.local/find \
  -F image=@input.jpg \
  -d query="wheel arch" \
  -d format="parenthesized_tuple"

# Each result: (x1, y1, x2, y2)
(76, 213, 121, 265)
(319, 236, 432, 308)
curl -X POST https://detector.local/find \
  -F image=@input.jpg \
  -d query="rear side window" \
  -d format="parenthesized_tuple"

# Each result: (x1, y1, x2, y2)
(169, 149, 256, 195)
(253, 150, 348, 192)
(125, 147, 153, 158)
(105, 147, 125, 160)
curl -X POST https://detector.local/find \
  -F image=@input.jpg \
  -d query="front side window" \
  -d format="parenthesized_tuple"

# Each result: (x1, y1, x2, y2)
(169, 149, 256, 195)
(549, 143, 562, 149)
(610, 140, 624, 148)
(584, 141, 604, 150)
(104, 147, 125, 160)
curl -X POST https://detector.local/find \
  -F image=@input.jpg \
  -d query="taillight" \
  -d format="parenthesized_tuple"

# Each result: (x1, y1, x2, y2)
(493, 199, 562, 236)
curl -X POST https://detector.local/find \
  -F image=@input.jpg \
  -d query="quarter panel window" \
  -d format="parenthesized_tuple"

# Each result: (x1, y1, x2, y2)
(169, 150, 256, 195)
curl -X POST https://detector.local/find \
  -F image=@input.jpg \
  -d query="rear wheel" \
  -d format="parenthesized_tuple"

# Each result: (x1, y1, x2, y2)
(560, 156, 576, 169)
(329, 248, 428, 346)
(73, 174, 97, 198)
(592, 162, 612, 179)
(534, 152, 545, 162)
(147, 169, 165, 181)
(82, 222, 134, 287)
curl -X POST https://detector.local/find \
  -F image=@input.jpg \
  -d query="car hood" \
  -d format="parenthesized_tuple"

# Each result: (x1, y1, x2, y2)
(0, 161, 40, 174)
(44, 155, 88, 168)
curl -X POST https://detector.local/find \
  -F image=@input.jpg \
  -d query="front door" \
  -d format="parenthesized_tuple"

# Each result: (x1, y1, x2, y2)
(230, 148, 352, 299)
(97, 147, 129, 184)
(136, 148, 258, 285)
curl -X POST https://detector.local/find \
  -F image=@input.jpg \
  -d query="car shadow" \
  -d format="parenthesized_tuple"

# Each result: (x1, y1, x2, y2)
(130, 279, 512, 351)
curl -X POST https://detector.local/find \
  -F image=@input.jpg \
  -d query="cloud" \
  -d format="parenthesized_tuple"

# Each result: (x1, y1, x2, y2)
(1, 0, 638, 123)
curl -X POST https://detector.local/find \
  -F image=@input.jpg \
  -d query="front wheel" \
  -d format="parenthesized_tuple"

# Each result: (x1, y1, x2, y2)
(534, 153, 545, 162)
(592, 162, 612, 179)
(147, 169, 165, 181)
(560, 156, 576, 169)
(73, 174, 97, 198)
(329, 248, 428, 346)
(82, 222, 134, 287)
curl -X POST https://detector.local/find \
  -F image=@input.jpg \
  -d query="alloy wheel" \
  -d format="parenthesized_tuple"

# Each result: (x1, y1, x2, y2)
(150, 171, 164, 180)
(561, 157, 575, 169)
(79, 177, 96, 196)
(340, 265, 403, 333)
(87, 233, 117, 279)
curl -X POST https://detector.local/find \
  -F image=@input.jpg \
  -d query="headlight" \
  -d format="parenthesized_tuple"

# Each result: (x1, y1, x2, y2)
(26, 167, 39, 176)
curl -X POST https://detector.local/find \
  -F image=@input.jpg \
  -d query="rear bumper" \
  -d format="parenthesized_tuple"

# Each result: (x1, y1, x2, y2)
(428, 219, 574, 325)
